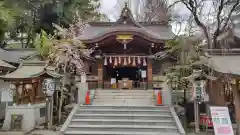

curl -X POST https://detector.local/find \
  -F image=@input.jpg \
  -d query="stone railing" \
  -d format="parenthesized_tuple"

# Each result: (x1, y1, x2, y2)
(170, 107, 186, 134)
(59, 104, 78, 135)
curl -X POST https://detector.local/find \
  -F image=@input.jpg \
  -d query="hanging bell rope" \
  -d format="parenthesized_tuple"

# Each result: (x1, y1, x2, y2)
(143, 58, 147, 66)
(109, 56, 112, 63)
(118, 56, 121, 64)
(104, 57, 107, 65)
(124, 57, 127, 65)
(114, 57, 118, 66)
(132, 57, 136, 66)
(137, 57, 141, 65)
(128, 56, 131, 64)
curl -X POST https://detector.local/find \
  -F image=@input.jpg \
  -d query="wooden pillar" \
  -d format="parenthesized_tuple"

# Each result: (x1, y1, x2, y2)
(208, 80, 225, 105)
(97, 59, 103, 89)
(147, 58, 153, 89)
(232, 79, 240, 133)
(14, 83, 20, 104)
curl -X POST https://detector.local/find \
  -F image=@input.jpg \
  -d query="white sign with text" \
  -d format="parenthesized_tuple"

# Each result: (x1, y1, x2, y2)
(141, 70, 146, 78)
(1, 89, 13, 102)
(210, 106, 234, 135)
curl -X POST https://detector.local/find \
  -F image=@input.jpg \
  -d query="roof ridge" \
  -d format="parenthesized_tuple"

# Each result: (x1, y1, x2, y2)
(22, 61, 47, 66)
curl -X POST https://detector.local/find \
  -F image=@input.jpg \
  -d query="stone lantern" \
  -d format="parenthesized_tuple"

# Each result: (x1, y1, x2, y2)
(42, 78, 56, 129)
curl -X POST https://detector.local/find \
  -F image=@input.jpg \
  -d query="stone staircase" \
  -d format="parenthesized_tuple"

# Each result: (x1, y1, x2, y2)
(60, 90, 185, 135)
(93, 89, 155, 106)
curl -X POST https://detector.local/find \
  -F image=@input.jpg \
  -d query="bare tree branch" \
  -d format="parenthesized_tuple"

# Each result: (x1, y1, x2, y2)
(180, 0, 211, 48)
(221, 0, 240, 31)
(167, 0, 181, 10)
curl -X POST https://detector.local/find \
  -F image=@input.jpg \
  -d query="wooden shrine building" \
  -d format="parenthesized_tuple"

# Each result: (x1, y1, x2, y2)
(79, 3, 174, 89)
(0, 61, 62, 105)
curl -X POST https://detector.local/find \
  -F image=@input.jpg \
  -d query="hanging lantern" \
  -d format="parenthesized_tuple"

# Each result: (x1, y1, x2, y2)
(143, 58, 147, 66)
(42, 78, 56, 97)
(138, 57, 141, 64)
(104, 57, 107, 65)
(132, 57, 136, 66)
(118, 56, 121, 64)
(109, 56, 112, 63)
(17, 85, 23, 95)
(9, 83, 16, 90)
(128, 56, 131, 64)
(124, 57, 127, 65)
(114, 57, 118, 66)
(25, 84, 33, 90)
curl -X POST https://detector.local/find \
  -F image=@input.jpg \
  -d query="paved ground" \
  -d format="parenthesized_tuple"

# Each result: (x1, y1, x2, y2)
(0, 130, 59, 135)
(0, 130, 213, 135)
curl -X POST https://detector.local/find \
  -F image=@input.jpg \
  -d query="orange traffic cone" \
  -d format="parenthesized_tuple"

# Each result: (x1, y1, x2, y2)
(157, 91, 162, 105)
(85, 91, 90, 105)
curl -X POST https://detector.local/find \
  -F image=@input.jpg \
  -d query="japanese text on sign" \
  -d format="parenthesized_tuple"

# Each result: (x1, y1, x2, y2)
(210, 107, 234, 135)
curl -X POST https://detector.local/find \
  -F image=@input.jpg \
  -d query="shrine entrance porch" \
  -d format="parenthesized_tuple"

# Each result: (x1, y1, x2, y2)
(104, 65, 147, 89)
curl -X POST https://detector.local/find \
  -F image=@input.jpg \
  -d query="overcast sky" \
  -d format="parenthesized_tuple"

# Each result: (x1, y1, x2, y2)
(100, 0, 118, 20)
(99, 0, 190, 34)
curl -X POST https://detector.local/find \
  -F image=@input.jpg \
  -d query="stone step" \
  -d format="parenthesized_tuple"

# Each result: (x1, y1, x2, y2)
(96, 89, 153, 93)
(92, 101, 155, 105)
(67, 124, 178, 132)
(64, 130, 181, 135)
(95, 92, 153, 95)
(76, 110, 171, 115)
(93, 99, 154, 102)
(92, 103, 155, 106)
(77, 108, 169, 112)
(94, 95, 154, 99)
(70, 119, 176, 126)
(73, 114, 173, 121)
(79, 105, 168, 110)
(96, 91, 153, 93)
(63, 105, 183, 135)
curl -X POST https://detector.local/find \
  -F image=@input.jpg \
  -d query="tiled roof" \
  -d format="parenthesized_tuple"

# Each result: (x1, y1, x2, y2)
(78, 4, 174, 42)
(78, 25, 174, 42)
(202, 49, 240, 76)
(202, 55, 240, 75)
(0, 61, 63, 80)
(0, 60, 15, 69)
(0, 48, 37, 63)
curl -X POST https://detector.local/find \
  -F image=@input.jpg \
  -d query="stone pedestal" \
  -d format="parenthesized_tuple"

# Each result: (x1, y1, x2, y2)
(2, 103, 46, 131)
(76, 82, 88, 105)
(162, 82, 172, 106)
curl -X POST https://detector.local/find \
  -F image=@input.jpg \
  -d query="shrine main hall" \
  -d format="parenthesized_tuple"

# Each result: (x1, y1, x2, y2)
(79, 4, 175, 90)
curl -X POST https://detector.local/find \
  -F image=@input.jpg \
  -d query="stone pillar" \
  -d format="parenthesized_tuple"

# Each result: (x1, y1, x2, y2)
(97, 59, 103, 89)
(76, 76, 88, 105)
(162, 81, 172, 106)
(147, 58, 153, 89)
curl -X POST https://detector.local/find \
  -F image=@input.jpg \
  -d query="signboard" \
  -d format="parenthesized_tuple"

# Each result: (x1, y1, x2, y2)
(116, 35, 133, 40)
(141, 70, 146, 78)
(210, 106, 234, 135)
(193, 80, 206, 101)
(195, 83, 202, 101)
(110, 78, 116, 84)
(1, 89, 13, 102)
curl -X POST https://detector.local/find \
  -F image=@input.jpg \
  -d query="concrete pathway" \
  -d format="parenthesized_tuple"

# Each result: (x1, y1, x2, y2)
(0, 130, 213, 135)
(0, 130, 59, 135)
